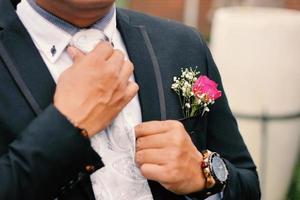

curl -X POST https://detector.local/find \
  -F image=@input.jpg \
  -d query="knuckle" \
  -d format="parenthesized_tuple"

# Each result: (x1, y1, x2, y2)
(125, 60, 134, 71)
(94, 42, 112, 54)
(164, 120, 173, 126)
(136, 138, 142, 150)
(170, 148, 182, 161)
(126, 83, 139, 97)
(132, 83, 140, 92)
(135, 151, 143, 164)
(140, 164, 148, 177)
(96, 93, 111, 105)
(101, 41, 112, 49)
(108, 68, 119, 79)
(135, 124, 141, 133)
(113, 49, 125, 59)
(164, 120, 183, 130)
(171, 135, 183, 147)
(173, 120, 184, 129)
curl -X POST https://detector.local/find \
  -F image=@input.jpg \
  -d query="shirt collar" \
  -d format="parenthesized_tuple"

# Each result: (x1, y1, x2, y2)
(17, 0, 116, 63)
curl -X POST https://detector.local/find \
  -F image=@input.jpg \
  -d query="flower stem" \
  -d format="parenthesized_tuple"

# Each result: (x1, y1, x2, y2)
(177, 94, 185, 117)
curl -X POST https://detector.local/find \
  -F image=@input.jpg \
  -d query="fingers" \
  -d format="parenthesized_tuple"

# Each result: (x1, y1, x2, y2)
(135, 121, 170, 138)
(68, 42, 114, 64)
(67, 46, 85, 62)
(90, 41, 114, 61)
(140, 164, 169, 183)
(136, 149, 168, 165)
(106, 49, 125, 73)
(136, 133, 169, 151)
(118, 60, 134, 85)
(122, 81, 139, 104)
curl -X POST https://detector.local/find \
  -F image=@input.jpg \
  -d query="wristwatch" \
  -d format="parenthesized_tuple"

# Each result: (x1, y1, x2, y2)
(201, 150, 228, 195)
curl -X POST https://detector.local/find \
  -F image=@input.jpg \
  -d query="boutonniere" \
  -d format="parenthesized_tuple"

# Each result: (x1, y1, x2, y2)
(171, 67, 222, 117)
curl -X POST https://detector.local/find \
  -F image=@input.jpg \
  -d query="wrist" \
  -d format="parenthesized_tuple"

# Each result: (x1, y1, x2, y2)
(53, 103, 91, 138)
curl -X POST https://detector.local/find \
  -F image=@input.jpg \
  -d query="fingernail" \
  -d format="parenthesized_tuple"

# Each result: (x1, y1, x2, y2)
(67, 46, 77, 58)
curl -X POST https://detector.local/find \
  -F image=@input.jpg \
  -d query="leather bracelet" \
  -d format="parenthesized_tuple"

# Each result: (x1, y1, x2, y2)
(201, 150, 215, 189)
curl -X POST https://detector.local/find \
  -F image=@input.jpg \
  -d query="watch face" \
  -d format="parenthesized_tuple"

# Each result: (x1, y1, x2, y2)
(211, 156, 228, 182)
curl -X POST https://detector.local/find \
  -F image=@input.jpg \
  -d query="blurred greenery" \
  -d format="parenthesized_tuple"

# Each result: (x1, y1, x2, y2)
(116, 0, 128, 8)
(288, 155, 300, 200)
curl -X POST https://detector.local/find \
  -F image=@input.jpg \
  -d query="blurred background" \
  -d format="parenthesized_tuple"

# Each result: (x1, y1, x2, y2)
(117, 1, 300, 200)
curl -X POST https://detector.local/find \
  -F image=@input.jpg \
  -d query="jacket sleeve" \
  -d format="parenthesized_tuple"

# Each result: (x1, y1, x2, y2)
(0, 104, 103, 200)
(203, 41, 261, 200)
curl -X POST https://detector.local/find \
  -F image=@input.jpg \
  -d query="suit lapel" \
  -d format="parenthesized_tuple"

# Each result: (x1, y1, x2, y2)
(0, 0, 56, 115)
(116, 9, 166, 122)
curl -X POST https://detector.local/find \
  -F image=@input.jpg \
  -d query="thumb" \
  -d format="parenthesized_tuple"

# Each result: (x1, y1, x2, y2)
(67, 46, 85, 62)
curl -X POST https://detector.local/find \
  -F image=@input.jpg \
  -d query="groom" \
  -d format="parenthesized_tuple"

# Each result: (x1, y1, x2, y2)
(0, 0, 260, 199)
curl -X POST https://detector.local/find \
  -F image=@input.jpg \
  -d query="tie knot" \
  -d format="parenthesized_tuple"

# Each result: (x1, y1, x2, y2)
(70, 29, 109, 53)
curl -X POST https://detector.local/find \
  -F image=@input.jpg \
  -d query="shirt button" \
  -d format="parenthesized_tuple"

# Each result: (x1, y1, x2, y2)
(85, 165, 95, 173)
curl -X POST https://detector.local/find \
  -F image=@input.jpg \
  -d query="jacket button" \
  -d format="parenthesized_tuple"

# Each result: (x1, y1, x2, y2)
(85, 165, 95, 173)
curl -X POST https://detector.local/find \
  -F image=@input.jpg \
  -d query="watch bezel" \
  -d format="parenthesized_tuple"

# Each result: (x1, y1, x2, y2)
(208, 152, 228, 185)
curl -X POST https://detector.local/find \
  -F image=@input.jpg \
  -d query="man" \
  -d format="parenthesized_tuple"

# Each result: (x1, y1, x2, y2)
(0, 0, 260, 199)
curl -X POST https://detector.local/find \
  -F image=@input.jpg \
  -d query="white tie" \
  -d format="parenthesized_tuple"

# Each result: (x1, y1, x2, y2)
(70, 29, 154, 200)
(70, 29, 108, 53)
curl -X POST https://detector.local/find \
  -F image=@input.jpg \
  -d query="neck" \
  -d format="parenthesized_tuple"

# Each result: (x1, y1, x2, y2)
(35, 0, 114, 28)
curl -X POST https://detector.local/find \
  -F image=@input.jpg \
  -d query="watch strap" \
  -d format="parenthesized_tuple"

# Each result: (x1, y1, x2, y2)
(187, 182, 224, 199)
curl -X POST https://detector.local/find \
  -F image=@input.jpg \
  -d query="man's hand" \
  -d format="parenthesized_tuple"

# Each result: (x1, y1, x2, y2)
(54, 42, 139, 137)
(135, 120, 206, 195)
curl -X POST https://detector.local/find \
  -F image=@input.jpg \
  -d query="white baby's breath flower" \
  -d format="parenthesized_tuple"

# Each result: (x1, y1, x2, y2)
(205, 107, 210, 112)
(185, 103, 191, 108)
(184, 82, 191, 87)
(171, 83, 178, 89)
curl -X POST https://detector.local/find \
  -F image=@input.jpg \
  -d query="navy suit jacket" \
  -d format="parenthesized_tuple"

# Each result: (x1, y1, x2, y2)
(0, 0, 260, 199)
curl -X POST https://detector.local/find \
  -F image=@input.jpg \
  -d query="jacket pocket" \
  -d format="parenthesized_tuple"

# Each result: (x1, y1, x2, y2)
(179, 114, 208, 151)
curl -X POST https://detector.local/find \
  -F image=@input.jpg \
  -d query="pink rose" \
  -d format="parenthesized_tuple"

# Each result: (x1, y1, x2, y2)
(192, 75, 222, 101)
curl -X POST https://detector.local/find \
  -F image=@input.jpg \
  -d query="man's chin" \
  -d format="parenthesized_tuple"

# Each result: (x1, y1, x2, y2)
(66, 0, 115, 9)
